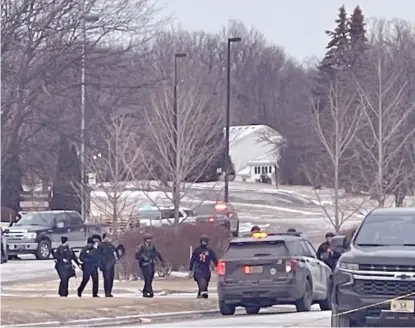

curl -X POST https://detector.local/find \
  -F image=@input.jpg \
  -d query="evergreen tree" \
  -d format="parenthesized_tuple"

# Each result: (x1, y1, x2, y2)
(320, 5, 350, 75)
(1, 145, 22, 212)
(314, 5, 350, 110)
(50, 136, 82, 213)
(348, 6, 369, 72)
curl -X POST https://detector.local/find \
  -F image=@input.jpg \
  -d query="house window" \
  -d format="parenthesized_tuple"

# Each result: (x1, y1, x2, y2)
(269, 166, 272, 173)
(254, 166, 260, 174)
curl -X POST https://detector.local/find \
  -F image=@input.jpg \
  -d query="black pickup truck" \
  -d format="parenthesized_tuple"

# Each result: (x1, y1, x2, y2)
(4, 210, 106, 260)
(332, 208, 415, 327)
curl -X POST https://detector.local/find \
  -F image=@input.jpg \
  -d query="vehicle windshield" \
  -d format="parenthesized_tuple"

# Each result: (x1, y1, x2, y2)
(354, 214, 415, 246)
(15, 213, 55, 226)
(224, 241, 288, 258)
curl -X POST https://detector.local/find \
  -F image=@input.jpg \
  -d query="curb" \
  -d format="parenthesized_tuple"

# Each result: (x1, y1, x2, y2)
(3, 309, 220, 327)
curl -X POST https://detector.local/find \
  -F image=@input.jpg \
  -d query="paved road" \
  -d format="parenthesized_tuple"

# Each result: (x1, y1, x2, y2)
(128, 307, 331, 327)
(1, 256, 57, 285)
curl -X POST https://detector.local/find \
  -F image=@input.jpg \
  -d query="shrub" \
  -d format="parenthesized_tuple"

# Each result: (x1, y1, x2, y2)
(115, 223, 231, 280)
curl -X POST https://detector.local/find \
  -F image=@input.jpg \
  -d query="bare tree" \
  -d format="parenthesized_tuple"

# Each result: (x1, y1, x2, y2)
(310, 81, 364, 231)
(355, 55, 415, 207)
(84, 114, 145, 235)
(1, 0, 165, 178)
(141, 83, 224, 224)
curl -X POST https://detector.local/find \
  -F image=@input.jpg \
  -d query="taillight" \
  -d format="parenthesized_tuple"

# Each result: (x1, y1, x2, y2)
(244, 265, 250, 274)
(217, 260, 226, 275)
(286, 259, 297, 273)
(208, 217, 215, 223)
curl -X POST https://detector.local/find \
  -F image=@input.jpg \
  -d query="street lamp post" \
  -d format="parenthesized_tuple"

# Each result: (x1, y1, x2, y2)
(224, 37, 241, 203)
(80, 6, 99, 222)
(172, 52, 186, 224)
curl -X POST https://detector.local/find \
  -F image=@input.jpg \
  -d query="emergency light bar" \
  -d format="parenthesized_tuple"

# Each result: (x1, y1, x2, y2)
(252, 232, 268, 239)
(214, 202, 228, 211)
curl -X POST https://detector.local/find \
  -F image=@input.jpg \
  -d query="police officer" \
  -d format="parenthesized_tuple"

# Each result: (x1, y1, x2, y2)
(136, 233, 165, 298)
(189, 235, 218, 299)
(99, 233, 118, 297)
(77, 237, 100, 297)
(317, 232, 339, 270)
(53, 236, 80, 297)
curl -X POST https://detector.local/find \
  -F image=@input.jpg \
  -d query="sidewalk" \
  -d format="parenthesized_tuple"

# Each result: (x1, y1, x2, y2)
(3, 275, 218, 296)
(0, 296, 217, 326)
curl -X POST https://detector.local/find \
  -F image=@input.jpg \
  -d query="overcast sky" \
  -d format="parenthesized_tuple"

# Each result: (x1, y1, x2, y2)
(160, 1, 415, 62)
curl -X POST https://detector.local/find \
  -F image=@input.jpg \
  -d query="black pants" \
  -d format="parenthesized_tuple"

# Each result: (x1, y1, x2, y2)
(78, 267, 99, 296)
(102, 265, 115, 296)
(57, 269, 71, 296)
(195, 273, 210, 296)
(141, 264, 155, 296)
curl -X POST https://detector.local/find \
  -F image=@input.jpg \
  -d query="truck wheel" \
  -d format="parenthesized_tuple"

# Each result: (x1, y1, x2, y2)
(295, 280, 312, 312)
(245, 305, 260, 314)
(219, 301, 235, 315)
(36, 239, 51, 260)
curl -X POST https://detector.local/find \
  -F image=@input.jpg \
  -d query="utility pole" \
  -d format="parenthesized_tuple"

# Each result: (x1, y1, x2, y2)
(224, 37, 241, 203)
(79, 2, 99, 222)
(173, 52, 186, 224)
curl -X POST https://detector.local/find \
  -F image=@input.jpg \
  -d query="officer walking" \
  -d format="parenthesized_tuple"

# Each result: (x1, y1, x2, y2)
(189, 235, 218, 299)
(77, 237, 100, 297)
(135, 233, 165, 298)
(99, 233, 118, 297)
(53, 236, 80, 297)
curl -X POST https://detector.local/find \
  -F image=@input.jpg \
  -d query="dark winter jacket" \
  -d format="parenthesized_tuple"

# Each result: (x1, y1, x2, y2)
(53, 244, 79, 276)
(80, 245, 100, 269)
(316, 241, 340, 270)
(136, 244, 164, 267)
(189, 245, 218, 276)
(99, 241, 118, 270)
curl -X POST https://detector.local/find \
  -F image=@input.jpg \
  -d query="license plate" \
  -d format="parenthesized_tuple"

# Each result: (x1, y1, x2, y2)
(391, 300, 414, 313)
(246, 266, 263, 274)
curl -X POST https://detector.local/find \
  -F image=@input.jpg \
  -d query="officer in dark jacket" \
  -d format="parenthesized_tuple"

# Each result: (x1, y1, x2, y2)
(99, 233, 118, 297)
(189, 235, 218, 299)
(136, 233, 165, 298)
(316, 232, 340, 270)
(53, 236, 80, 297)
(77, 237, 100, 297)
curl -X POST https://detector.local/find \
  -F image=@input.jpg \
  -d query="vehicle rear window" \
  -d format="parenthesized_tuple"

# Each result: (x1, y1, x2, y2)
(355, 214, 415, 246)
(194, 205, 216, 216)
(195, 204, 234, 216)
(224, 241, 289, 258)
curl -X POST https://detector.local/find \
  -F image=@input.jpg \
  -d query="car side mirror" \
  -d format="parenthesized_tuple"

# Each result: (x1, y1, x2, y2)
(331, 235, 346, 250)
(56, 222, 64, 229)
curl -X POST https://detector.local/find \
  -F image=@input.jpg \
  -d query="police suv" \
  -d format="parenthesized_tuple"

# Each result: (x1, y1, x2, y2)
(332, 208, 415, 327)
(217, 232, 333, 315)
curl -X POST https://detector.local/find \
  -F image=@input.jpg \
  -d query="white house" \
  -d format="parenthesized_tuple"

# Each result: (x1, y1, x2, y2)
(228, 125, 284, 183)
